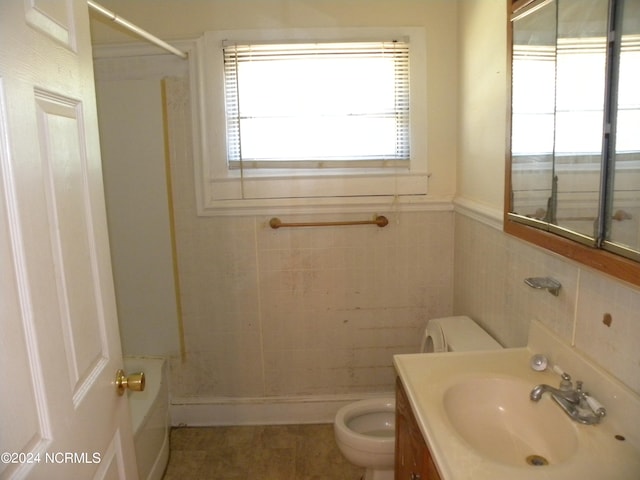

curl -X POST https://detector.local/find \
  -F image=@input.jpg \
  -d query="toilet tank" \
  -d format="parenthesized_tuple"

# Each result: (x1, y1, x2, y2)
(422, 316, 502, 353)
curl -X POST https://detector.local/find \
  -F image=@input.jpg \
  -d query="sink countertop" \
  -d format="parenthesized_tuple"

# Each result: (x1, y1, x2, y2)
(393, 322, 640, 480)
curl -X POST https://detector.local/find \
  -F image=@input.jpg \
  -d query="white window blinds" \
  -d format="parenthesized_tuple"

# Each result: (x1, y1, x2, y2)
(223, 40, 410, 169)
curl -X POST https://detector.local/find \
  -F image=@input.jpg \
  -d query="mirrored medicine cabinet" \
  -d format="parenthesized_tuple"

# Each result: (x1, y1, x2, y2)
(505, 0, 640, 286)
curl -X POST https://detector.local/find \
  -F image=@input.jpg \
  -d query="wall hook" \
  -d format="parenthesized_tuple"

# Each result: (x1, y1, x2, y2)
(524, 277, 562, 296)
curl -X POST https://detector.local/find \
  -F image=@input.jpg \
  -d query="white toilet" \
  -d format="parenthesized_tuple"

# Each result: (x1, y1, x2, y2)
(333, 316, 502, 480)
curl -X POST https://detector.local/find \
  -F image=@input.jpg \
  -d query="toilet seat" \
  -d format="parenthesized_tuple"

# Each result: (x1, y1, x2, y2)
(334, 398, 395, 453)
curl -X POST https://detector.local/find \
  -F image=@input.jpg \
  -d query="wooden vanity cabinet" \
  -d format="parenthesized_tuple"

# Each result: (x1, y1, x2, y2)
(395, 377, 442, 480)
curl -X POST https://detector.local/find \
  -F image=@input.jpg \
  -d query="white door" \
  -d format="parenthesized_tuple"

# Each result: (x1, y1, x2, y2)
(0, 1, 138, 479)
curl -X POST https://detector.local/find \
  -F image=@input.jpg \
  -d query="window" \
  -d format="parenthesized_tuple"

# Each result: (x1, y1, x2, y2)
(194, 28, 428, 214)
(223, 41, 410, 170)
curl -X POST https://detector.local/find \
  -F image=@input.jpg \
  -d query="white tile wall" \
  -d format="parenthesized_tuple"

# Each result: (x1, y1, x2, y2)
(170, 211, 455, 399)
(164, 78, 455, 400)
(575, 270, 640, 394)
(454, 213, 640, 395)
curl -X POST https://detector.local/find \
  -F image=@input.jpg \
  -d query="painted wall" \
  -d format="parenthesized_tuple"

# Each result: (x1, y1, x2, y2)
(455, 0, 640, 396)
(456, 0, 507, 211)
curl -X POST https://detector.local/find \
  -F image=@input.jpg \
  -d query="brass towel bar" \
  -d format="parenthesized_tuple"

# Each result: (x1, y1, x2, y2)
(269, 215, 389, 229)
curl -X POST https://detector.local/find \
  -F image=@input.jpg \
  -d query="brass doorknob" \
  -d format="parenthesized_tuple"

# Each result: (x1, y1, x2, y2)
(115, 369, 145, 396)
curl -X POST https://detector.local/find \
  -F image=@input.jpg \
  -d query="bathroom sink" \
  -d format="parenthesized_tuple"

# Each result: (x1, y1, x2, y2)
(442, 376, 578, 466)
(393, 322, 640, 480)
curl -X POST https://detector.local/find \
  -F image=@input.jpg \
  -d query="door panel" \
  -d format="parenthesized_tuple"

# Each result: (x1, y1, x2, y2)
(0, 79, 50, 480)
(0, 0, 137, 478)
(35, 89, 107, 403)
(92, 432, 127, 480)
(25, 0, 76, 49)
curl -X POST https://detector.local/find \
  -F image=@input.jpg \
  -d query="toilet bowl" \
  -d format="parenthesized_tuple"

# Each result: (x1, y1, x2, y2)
(334, 398, 395, 479)
(333, 316, 502, 479)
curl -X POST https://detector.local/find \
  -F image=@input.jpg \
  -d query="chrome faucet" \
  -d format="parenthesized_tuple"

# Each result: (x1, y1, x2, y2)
(530, 372, 606, 425)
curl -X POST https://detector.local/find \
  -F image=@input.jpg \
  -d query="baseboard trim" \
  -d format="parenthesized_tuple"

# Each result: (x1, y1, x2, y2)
(169, 392, 393, 426)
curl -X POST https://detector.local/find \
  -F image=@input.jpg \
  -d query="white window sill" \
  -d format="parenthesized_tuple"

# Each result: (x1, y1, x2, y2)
(196, 190, 450, 217)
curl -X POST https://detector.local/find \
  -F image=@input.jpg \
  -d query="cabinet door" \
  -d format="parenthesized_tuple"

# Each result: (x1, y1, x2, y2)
(422, 448, 440, 480)
(395, 378, 442, 480)
(395, 380, 417, 479)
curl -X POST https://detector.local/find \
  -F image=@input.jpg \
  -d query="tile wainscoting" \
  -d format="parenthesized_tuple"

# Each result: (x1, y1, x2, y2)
(454, 198, 640, 396)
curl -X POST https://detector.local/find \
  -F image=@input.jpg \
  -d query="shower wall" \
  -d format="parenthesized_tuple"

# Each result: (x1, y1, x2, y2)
(96, 75, 181, 357)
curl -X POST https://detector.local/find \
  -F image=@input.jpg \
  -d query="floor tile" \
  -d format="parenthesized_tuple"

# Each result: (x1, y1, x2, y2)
(163, 424, 364, 479)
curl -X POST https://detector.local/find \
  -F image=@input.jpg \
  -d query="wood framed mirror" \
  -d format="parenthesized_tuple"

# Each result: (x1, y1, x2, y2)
(505, 0, 640, 287)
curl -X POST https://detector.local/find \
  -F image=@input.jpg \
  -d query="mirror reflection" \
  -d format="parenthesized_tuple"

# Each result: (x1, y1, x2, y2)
(511, 0, 556, 223)
(509, 0, 640, 260)
(610, 0, 640, 254)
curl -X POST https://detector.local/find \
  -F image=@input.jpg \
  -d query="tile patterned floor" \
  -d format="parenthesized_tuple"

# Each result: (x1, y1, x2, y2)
(162, 424, 365, 480)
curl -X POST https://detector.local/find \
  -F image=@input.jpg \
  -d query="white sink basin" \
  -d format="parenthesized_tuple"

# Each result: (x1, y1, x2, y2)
(443, 376, 578, 466)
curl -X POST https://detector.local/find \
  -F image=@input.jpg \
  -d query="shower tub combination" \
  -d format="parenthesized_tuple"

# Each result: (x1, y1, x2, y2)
(124, 356, 170, 480)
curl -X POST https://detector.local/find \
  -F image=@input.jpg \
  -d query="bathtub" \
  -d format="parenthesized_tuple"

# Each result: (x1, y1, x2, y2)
(124, 356, 170, 480)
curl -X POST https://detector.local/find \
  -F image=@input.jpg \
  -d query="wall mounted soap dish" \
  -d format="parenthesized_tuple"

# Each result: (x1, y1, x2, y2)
(524, 277, 562, 296)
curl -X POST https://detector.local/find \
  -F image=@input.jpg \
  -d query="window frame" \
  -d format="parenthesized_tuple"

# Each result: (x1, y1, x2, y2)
(194, 27, 428, 215)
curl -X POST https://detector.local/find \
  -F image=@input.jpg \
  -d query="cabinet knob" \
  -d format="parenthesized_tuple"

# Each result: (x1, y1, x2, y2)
(411, 473, 422, 480)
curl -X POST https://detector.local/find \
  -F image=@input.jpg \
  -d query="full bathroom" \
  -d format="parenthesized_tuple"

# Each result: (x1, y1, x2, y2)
(88, 0, 640, 479)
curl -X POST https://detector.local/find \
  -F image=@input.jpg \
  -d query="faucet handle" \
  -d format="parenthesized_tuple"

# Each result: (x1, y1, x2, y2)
(559, 372, 573, 391)
(552, 365, 573, 390)
(584, 395, 607, 418)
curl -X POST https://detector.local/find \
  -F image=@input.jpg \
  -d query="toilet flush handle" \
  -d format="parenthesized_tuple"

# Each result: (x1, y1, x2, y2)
(115, 369, 145, 396)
